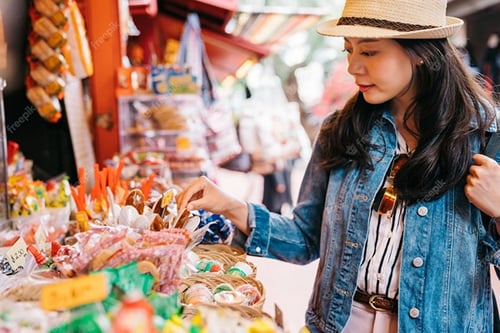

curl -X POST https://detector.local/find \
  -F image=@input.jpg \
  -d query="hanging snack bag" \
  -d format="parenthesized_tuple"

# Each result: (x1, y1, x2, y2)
(32, 16, 67, 49)
(33, 0, 68, 27)
(29, 64, 66, 97)
(30, 39, 66, 73)
(26, 86, 62, 123)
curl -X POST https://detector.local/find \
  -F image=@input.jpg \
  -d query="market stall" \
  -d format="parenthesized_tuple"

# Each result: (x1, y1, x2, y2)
(0, 1, 287, 331)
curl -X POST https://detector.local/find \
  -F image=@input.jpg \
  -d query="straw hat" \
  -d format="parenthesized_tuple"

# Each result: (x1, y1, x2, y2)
(317, 0, 463, 39)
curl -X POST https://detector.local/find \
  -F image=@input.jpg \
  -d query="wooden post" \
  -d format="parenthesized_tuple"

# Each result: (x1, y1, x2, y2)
(82, 0, 122, 164)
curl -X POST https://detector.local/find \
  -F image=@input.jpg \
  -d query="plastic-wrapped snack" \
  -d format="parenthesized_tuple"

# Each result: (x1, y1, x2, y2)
(45, 178, 71, 208)
(235, 284, 262, 307)
(0, 299, 55, 332)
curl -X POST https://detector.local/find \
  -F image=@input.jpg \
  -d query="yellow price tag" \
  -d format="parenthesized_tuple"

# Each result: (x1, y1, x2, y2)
(161, 189, 175, 208)
(40, 273, 108, 311)
(175, 136, 191, 151)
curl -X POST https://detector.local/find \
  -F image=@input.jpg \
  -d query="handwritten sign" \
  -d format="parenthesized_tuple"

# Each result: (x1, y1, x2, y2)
(41, 273, 108, 311)
(6, 237, 27, 270)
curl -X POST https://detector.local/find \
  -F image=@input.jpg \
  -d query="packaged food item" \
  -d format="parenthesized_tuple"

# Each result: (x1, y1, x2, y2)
(33, 16, 67, 49)
(33, 0, 67, 27)
(111, 293, 156, 333)
(29, 64, 66, 96)
(235, 284, 262, 306)
(26, 86, 62, 122)
(30, 39, 66, 72)
(150, 65, 168, 94)
(226, 262, 253, 277)
(184, 283, 213, 305)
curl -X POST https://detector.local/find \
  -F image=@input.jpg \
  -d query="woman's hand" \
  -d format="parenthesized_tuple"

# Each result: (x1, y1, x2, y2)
(176, 176, 250, 235)
(465, 154, 500, 219)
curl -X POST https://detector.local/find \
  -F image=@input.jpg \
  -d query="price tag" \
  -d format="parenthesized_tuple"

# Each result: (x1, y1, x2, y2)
(35, 225, 47, 253)
(175, 136, 191, 151)
(161, 189, 175, 208)
(41, 273, 108, 311)
(6, 237, 28, 270)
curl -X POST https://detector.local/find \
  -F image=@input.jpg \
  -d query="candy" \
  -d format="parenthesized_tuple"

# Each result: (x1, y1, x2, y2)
(213, 290, 244, 305)
(195, 259, 224, 273)
(184, 283, 213, 305)
(212, 283, 234, 295)
(226, 262, 253, 277)
(236, 284, 262, 306)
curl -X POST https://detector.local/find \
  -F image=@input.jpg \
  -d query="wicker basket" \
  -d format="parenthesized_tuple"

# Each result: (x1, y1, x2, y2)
(181, 303, 273, 321)
(192, 249, 257, 278)
(193, 244, 246, 258)
(179, 273, 265, 310)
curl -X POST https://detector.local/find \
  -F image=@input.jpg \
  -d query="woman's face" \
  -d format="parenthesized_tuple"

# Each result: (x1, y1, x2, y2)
(344, 38, 416, 109)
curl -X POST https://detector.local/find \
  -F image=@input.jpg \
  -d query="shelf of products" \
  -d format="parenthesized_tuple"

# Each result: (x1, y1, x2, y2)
(117, 93, 212, 187)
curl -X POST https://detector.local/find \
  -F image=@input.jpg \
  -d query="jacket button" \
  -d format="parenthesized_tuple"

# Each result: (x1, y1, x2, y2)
(412, 257, 424, 267)
(409, 307, 420, 318)
(357, 194, 368, 201)
(255, 247, 261, 253)
(417, 206, 428, 216)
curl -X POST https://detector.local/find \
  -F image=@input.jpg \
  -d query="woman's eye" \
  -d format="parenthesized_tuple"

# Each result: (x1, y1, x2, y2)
(361, 51, 377, 56)
(342, 48, 352, 54)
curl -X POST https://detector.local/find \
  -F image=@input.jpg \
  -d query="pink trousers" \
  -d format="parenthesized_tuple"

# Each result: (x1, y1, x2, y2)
(342, 300, 398, 333)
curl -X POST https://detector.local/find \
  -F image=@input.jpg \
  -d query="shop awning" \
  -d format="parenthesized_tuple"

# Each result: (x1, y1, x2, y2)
(155, 0, 326, 81)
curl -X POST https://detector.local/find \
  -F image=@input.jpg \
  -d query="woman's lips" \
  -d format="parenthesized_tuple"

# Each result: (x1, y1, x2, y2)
(357, 84, 374, 92)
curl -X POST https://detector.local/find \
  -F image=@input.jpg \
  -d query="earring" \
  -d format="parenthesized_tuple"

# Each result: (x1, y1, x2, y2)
(418, 59, 424, 65)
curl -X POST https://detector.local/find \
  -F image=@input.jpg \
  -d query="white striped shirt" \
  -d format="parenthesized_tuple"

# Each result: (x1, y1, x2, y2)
(357, 131, 410, 299)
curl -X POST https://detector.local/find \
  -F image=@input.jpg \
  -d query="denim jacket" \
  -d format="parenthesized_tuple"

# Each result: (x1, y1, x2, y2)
(233, 110, 500, 333)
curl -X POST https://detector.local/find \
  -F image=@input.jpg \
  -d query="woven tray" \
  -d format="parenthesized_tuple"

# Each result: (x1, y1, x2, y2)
(181, 303, 273, 321)
(193, 244, 246, 258)
(179, 273, 265, 310)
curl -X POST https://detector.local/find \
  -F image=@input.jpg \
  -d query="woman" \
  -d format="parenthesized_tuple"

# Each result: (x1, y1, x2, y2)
(177, 0, 500, 331)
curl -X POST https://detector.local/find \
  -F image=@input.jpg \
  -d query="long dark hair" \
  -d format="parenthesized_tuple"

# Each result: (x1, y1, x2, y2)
(317, 38, 497, 202)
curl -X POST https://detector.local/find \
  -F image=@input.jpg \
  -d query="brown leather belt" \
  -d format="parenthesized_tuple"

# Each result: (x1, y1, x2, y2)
(353, 289, 398, 313)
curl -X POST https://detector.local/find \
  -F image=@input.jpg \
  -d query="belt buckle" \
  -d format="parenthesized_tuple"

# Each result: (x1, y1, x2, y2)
(368, 294, 389, 312)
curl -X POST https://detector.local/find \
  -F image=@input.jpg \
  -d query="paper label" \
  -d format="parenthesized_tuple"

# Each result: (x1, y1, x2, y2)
(161, 189, 175, 208)
(35, 225, 47, 253)
(40, 273, 108, 311)
(6, 237, 28, 270)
